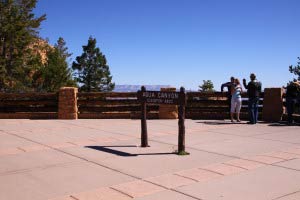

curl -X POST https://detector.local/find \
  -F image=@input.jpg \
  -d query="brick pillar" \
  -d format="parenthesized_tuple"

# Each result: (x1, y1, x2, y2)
(159, 88, 178, 119)
(262, 88, 283, 122)
(58, 87, 78, 119)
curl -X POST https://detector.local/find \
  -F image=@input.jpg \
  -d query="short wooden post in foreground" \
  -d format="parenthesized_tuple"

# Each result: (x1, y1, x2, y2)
(178, 87, 189, 155)
(141, 86, 149, 147)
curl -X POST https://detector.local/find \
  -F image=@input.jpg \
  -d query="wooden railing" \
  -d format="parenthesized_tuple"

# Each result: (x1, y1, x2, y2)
(0, 91, 266, 119)
(186, 92, 264, 119)
(77, 92, 159, 119)
(76, 92, 264, 120)
(0, 93, 58, 119)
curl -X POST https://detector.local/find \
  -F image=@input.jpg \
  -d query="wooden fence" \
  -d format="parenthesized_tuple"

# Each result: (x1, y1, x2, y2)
(0, 91, 266, 120)
(0, 93, 58, 119)
(77, 92, 159, 119)
(186, 92, 264, 119)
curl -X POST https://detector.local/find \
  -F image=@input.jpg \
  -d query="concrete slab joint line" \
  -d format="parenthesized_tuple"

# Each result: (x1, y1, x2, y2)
(111, 180, 166, 198)
(175, 168, 223, 183)
(223, 159, 266, 170)
(272, 190, 300, 200)
(145, 173, 197, 189)
(199, 163, 247, 176)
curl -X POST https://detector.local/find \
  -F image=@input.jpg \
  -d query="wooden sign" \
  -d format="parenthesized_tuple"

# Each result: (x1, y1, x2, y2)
(137, 86, 188, 155)
(138, 91, 183, 105)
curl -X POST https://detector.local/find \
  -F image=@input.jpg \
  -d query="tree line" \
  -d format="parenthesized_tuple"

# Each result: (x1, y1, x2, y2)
(0, 0, 114, 93)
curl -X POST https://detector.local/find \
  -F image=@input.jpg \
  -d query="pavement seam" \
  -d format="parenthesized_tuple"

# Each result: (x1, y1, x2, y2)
(241, 156, 285, 165)
(149, 138, 241, 159)
(221, 163, 250, 171)
(224, 158, 300, 173)
(271, 189, 300, 200)
(173, 173, 200, 182)
(109, 187, 135, 198)
(172, 173, 200, 182)
(207, 129, 300, 145)
(270, 164, 300, 172)
(67, 142, 78, 146)
(16, 147, 26, 152)
(0, 161, 79, 176)
(169, 189, 204, 200)
(282, 150, 300, 156)
(266, 157, 297, 164)
(141, 179, 204, 200)
(260, 154, 296, 161)
(197, 167, 225, 176)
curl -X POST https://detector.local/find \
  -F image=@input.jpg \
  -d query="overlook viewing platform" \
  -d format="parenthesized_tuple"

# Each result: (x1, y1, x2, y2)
(1, 119, 300, 200)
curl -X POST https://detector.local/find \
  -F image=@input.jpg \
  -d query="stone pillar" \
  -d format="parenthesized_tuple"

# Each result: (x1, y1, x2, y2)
(159, 88, 178, 119)
(58, 87, 78, 119)
(262, 88, 283, 122)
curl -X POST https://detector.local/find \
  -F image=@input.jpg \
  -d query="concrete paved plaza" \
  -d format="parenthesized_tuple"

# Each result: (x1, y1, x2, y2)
(1, 119, 300, 200)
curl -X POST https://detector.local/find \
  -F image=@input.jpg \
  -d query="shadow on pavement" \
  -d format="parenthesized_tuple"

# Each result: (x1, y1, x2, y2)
(85, 146, 176, 157)
(268, 122, 300, 127)
(197, 121, 245, 125)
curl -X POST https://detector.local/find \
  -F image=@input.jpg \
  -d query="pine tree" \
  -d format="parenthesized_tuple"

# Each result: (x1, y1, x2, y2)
(0, 0, 46, 91)
(198, 80, 215, 92)
(72, 36, 115, 92)
(38, 37, 76, 92)
(289, 57, 300, 81)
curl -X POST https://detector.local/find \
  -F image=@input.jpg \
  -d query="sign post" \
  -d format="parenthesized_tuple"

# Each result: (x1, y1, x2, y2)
(178, 87, 186, 154)
(137, 86, 189, 155)
(141, 86, 148, 147)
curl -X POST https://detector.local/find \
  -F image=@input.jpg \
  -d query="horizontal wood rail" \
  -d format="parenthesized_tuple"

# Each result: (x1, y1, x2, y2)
(0, 90, 288, 121)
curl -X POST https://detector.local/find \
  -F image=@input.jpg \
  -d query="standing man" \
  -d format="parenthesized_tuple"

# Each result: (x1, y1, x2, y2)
(221, 77, 235, 117)
(243, 73, 262, 124)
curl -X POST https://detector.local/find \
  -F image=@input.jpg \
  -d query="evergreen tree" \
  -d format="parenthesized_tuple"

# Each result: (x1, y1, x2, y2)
(72, 36, 115, 92)
(39, 37, 76, 92)
(198, 80, 215, 92)
(0, 0, 46, 91)
(56, 37, 72, 59)
(289, 57, 300, 81)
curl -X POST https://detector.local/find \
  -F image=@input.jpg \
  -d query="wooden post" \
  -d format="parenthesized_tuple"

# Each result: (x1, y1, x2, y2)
(141, 86, 149, 147)
(178, 87, 188, 155)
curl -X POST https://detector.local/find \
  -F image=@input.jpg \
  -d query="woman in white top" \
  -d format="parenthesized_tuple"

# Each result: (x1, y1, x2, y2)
(230, 79, 243, 122)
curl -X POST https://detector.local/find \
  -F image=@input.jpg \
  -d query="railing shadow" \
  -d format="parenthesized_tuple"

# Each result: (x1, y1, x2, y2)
(85, 145, 176, 157)
(196, 121, 245, 125)
(268, 122, 300, 127)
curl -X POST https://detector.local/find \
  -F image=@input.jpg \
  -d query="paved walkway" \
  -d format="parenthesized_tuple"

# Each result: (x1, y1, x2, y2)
(0, 119, 300, 200)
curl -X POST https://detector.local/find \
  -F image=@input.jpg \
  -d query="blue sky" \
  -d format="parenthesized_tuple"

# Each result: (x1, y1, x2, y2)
(34, 0, 300, 91)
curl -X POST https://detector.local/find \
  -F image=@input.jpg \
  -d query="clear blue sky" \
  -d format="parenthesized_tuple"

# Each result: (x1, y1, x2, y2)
(34, 0, 300, 91)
